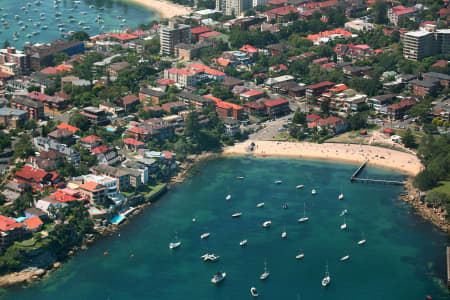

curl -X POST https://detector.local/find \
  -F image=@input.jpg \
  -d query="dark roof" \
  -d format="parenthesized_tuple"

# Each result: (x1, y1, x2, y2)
(177, 90, 211, 103)
(140, 88, 166, 98)
(175, 43, 195, 50)
(409, 79, 439, 88)
(222, 77, 244, 87)
(265, 43, 294, 53)
(370, 94, 399, 102)
(12, 96, 44, 108)
(423, 72, 450, 81)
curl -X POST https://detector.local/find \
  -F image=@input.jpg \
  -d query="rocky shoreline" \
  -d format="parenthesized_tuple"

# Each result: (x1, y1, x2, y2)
(399, 179, 449, 234)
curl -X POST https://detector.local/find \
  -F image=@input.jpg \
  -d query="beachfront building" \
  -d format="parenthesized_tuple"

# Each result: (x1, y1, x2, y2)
(0, 215, 26, 248)
(160, 21, 191, 55)
(79, 182, 107, 205)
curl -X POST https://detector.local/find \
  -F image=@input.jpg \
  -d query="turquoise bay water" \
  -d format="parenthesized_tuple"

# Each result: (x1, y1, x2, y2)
(0, 0, 157, 49)
(2, 157, 449, 299)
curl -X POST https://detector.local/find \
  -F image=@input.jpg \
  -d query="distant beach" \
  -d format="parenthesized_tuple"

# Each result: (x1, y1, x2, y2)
(126, 0, 192, 18)
(224, 141, 423, 176)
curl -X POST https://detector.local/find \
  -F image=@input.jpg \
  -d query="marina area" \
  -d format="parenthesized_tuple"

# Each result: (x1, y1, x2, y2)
(1, 157, 447, 299)
(0, 0, 156, 48)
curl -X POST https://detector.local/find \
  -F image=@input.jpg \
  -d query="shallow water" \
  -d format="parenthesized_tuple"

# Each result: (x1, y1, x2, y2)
(2, 157, 449, 300)
(0, 0, 156, 49)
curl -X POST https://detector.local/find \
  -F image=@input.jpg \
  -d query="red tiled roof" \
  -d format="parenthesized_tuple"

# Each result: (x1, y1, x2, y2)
(187, 63, 225, 77)
(301, 0, 338, 9)
(265, 5, 298, 16)
(321, 62, 336, 69)
(90, 145, 109, 154)
(265, 98, 289, 107)
(240, 45, 259, 53)
(307, 81, 334, 89)
(199, 31, 222, 38)
(127, 127, 149, 134)
(267, 0, 288, 4)
(215, 58, 231, 67)
(203, 95, 222, 103)
(24, 216, 43, 230)
(123, 138, 144, 146)
(57, 123, 79, 133)
(216, 101, 243, 110)
(191, 26, 211, 34)
(329, 84, 347, 92)
(0, 72, 13, 79)
(383, 128, 394, 134)
(391, 5, 417, 16)
(157, 78, 176, 85)
(0, 215, 25, 231)
(40, 67, 61, 75)
(304, 29, 352, 42)
(432, 60, 448, 68)
(82, 135, 100, 144)
(109, 32, 138, 41)
(161, 150, 174, 160)
(312, 57, 328, 64)
(27, 91, 49, 101)
(80, 181, 105, 192)
(122, 94, 139, 105)
(15, 165, 48, 183)
(318, 116, 344, 126)
(242, 89, 264, 97)
(388, 99, 416, 110)
(306, 114, 321, 120)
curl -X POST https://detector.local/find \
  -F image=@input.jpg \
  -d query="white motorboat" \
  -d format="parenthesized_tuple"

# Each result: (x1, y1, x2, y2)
(239, 239, 247, 246)
(274, 180, 282, 184)
(202, 253, 220, 262)
(225, 194, 231, 200)
(340, 255, 350, 262)
(262, 220, 271, 228)
(256, 202, 264, 208)
(236, 176, 244, 179)
(340, 216, 347, 230)
(169, 232, 181, 249)
(192, 218, 196, 222)
(169, 241, 181, 249)
(250, 287, 259, 297)
(339, 193, 344, 200)
(298, 202, 309, 222)
(296, 252, 305, 259)
(232, 212, 242, 218)
(312, 189, 317, 195)
(321, 264, 331, 287)
(281, 224, 287, 239)
(260, 259, 269, 280)
(211, 272, 226, 284)
(200, 232, 210, 239)
(357, 239, 366, 245)
(296, 184, 304, 189)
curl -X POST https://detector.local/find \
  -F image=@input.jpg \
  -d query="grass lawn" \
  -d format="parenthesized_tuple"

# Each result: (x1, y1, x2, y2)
(271, 132, 291, 141)
(429, 181, 450, 196)
(142, 182, 166, 198)
(326, 130, 372, 144)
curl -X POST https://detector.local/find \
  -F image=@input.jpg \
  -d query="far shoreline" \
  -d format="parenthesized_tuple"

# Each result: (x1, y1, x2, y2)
(122, 0, 192, 19)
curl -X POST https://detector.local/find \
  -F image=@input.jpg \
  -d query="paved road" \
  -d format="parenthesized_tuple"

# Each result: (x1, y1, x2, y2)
(249, 113, 293, 140)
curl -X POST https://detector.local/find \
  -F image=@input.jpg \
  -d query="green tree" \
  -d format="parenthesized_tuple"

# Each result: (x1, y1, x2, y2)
(292, 109, 306, 125)
(401, 129, 416, 148)
(143, 38, 160, 55)
(69, 31, 90, 41)
(69, 112, 89, 132)
(374, 0, 388, 24)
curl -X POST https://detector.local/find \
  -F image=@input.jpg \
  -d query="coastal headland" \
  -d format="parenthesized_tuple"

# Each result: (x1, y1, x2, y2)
(224, 140, 423, 176)
(127, 0, 192, 18)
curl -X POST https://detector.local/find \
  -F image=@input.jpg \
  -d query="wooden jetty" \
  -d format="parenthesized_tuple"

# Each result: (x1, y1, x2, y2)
(350, 160, 405, 185)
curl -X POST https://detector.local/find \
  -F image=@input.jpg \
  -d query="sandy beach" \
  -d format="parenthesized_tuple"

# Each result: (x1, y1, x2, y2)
(223, 141, 423, 176)
(128, 0, 192, 18)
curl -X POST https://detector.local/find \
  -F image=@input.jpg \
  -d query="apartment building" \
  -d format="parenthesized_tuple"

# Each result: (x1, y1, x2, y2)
(402, 25, 450, 61)
(0, 47, 30, 75)
(160, 21, 191, 55)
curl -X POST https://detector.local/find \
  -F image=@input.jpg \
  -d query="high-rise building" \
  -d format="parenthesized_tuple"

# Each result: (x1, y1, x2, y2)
(216, 0, 251, 16)
(159, 21, 191, 55)
(402, 25, 450, 61)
